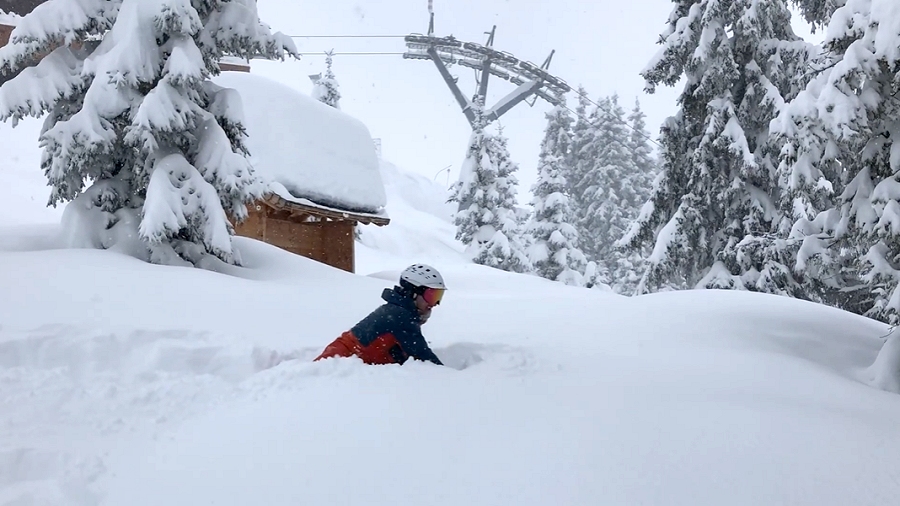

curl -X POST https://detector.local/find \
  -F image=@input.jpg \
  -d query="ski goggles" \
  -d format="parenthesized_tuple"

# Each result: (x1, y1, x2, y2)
(421, 287, 445, 307)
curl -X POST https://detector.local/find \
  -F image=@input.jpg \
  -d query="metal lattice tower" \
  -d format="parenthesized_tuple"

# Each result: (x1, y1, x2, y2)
(403, 22, 570, 129)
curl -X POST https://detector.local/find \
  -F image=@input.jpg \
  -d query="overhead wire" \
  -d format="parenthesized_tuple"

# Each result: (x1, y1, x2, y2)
(286, 33, 663, 149)
(293, 52, 407, 55)
(288, 34, 408, 38)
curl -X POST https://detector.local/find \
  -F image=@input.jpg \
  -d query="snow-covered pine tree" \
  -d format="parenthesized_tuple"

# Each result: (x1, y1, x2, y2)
(449, 104, 530, 273)
(576, 95, 639, 286)
(0, 0, 296, 266)
(767, 54, 848, 308)
(790, 0, 844, 31)
(566, 87, 596, 209)
(312, 49, 341, 109)
(526, 101, 587, 285)
(450, 100, 487, 246)
(621, 0, 810, 294)
(626, 98, 658, 204)
(609, 98, 659, 294)
(772, 0, 900, 322)
(472, 127, 531, 273)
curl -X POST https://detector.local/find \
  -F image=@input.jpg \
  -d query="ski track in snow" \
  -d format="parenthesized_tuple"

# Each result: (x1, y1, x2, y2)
(0, 325, 293, 504)
(0, 324, 545, 505)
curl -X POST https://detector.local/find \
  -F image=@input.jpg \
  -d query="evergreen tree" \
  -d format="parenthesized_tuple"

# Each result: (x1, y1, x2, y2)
(773, 0, 900, 322)
(567, 87, 595, 206)
(626, 98, 658, 204)
(577, 96, 636, 274)
(621, 0, 810, 294)
(611, 98, 659, 294)
(790, 0, 844, 30)
(473, 128, 531, 273)
(526, 102, 587, 285)
(449, 105, 529, 273)
(450, 100, 487, 246)
(312, 49, 341, 109)
(0, 0, 295, 266)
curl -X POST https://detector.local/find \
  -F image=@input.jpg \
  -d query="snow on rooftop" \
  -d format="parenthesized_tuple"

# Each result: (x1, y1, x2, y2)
(220, 56, 249, 65)
(0, 10, 21, 26)
(212, 72, 387, 214)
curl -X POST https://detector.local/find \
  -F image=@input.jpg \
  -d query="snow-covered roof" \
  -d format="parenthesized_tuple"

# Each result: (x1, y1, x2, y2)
(212, 72, 387, 214)
(0, 0, 46, 18)
(0, 10, 21, 26)
(219, 56, 249, 67)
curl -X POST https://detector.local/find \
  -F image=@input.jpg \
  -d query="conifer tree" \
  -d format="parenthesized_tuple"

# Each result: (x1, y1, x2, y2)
(473, 128, 531, 273)
(773, 0, 900, 321)
(526, 102, 587, 285)
(567, 87, 596, 209)
(621, 0, 810, 293)
(626, 98, 658, 204)
(449, 104, 529, 273)
(312, 49, 341, 109)
(0, 0, 296, 266)
(610, 98, 659, 294)
(577, 96, 636, 273)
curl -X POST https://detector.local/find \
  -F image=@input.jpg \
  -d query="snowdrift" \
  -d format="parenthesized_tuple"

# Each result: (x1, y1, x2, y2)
(212, 72, 387, 214)
(2, 231, 899, 505)
(356, 158, 465, 273)
(2, 110, 900, 506)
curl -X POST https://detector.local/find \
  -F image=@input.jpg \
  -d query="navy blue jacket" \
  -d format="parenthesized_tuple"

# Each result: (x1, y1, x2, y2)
(351, 286, 443, 365)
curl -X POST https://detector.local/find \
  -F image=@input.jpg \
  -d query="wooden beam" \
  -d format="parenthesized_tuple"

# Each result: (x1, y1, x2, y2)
(261, 193, 390, 226)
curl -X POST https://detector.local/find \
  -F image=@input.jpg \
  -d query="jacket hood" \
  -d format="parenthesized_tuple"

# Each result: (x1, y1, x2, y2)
(382, 286, 418, 313)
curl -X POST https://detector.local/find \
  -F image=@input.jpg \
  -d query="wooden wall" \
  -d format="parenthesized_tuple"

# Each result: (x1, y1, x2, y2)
(233, 205, 356, 272)
(220, 61, 250, 73)
(0, 23, 12, 47)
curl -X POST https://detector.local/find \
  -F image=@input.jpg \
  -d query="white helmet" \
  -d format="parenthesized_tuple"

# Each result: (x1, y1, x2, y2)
(400, 264, 447, 290)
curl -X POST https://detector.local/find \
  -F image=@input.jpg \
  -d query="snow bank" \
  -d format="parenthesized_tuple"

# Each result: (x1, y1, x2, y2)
(2, 134, 900, 506)
(868, 331, 900, 393)
(212, 72, 386, 213)
(1, 244, 896, 505)
(355, 158, 464, 274)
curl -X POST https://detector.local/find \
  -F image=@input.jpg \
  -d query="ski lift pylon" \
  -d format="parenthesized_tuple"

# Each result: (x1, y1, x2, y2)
(402, 23, 569, 129)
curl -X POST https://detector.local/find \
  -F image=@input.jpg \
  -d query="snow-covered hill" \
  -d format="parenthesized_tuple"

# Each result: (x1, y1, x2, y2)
(2, 96, 900, 506)
(356, 158, 466, 273)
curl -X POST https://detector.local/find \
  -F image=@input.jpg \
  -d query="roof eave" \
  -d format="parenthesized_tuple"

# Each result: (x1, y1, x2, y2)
(260, 193, 390, 226)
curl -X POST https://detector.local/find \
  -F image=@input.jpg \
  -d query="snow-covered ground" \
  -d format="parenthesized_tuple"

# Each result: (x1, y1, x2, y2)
(2, 109, 900, 506)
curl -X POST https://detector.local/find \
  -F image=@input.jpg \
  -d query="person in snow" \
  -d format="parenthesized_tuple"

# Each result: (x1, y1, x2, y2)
(314, 264, 446, 365)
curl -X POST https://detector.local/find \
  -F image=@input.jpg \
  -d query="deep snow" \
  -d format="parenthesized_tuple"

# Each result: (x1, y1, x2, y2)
(2, 85, 900, 506)
(212, 72, 387, 214)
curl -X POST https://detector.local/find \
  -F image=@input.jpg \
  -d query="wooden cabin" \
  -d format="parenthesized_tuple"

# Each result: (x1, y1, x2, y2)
(220, 56, 251, 73)
(213, 71, 391, 273)
(237, 193, 389, 273)
(0, 21, 11, 46)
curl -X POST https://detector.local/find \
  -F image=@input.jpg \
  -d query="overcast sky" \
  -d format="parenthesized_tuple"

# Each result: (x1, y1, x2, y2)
(252, 0, 819, 202)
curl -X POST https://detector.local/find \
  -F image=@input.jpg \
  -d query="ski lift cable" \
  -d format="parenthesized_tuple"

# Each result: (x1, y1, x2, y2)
(294, 51, 407, 55)
(288, 34, 408, 38)
(283, 34, 661, 148)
